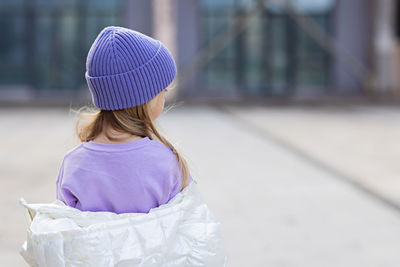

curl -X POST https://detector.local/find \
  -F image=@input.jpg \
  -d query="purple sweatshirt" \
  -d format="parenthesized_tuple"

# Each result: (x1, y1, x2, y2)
(56, 136, 193, 214)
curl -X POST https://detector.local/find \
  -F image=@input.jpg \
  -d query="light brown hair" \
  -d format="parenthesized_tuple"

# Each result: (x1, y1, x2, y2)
(73, 93, 190, 191)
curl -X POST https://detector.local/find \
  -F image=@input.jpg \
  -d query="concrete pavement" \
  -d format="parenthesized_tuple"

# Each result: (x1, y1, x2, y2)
(1, 104, 400, 266)
(223, 105, 400, 210)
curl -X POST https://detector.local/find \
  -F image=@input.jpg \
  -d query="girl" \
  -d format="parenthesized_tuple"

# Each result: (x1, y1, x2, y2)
(20, 26, 226, 266)
(56, 26, 193, 214)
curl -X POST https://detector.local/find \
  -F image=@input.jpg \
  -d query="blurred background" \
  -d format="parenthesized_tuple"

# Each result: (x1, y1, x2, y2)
(1, 0, 400, 266)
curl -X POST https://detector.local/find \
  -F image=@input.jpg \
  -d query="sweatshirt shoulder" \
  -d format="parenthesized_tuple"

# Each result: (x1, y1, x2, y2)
(144, 139, 181, 172)
(62, 143, 85, 161)
(147, 139, 177, 159)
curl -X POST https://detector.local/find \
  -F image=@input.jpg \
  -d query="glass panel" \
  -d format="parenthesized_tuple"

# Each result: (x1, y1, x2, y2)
(244, 14, 265, 94)
(202, 0, 234, 11)
(266, 0, 334, 13)
(294, 14, 331, 87)
(202, 13, 237, 90)
(269, 15, 290, 94)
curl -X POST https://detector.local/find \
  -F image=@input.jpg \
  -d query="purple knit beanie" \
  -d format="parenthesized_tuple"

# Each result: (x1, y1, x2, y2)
(85, 26, 177, 110)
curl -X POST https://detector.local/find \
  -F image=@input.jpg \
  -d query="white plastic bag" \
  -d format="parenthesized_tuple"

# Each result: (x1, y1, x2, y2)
(19, 181, 227, 267)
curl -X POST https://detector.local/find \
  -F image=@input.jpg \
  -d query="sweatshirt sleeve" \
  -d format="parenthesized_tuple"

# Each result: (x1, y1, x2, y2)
(166, 163, 194, 203)
(55, 159, 64, 201)
(56, 158, 78, 207)
(168, 169, 182, 202)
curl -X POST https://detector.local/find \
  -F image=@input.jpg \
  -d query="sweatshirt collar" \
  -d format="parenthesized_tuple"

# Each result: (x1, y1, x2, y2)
(82, 136, 150, 152)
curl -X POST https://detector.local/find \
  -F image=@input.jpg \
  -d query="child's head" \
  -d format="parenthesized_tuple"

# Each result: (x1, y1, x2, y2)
(85, 26, 176, 110)
(74, 26, 189, 189)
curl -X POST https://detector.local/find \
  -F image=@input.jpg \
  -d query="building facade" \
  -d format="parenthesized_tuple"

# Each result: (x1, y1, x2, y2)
(0, 0, 397, 103)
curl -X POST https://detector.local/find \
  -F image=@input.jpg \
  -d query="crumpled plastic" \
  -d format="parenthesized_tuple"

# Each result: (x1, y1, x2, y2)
(19, 181, 227, 267)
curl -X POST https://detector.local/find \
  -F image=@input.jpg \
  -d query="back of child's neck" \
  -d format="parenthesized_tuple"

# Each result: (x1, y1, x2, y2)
(93, 130, 143, 144)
